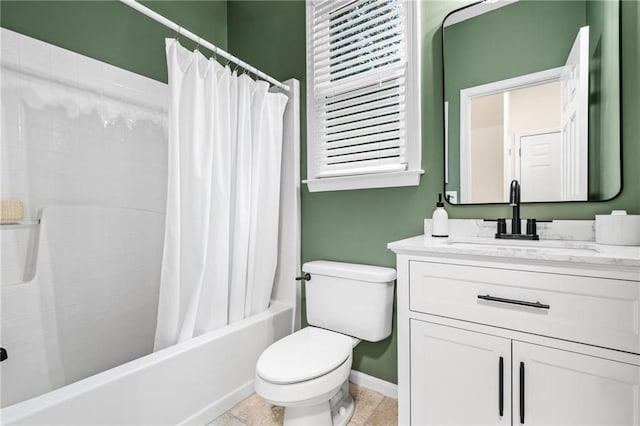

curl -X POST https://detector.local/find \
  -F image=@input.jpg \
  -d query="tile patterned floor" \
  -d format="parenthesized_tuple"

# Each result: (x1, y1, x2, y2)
(208, 383, 398, 426)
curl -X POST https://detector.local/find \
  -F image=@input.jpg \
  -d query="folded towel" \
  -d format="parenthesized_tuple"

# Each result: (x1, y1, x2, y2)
(0, 200, 24, 223)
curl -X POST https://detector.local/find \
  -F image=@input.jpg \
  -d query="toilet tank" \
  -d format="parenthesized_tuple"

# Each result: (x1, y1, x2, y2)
(303, 261, 396, 342)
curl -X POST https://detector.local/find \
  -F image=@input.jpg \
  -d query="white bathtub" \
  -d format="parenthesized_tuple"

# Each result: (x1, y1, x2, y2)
(0, 28, 301, 425)
(1, 302, 294, 425)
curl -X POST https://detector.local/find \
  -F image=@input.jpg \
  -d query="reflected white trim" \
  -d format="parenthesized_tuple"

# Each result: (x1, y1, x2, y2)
(444, 0, 519, 28)
(459, 67, 563, 204)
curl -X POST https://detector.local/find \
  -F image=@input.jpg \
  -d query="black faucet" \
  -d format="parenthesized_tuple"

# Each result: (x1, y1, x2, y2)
(493, 179, 540, 240)
(509, 180, 521, 235)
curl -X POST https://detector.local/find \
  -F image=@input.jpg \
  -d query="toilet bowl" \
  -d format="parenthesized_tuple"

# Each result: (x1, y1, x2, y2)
(255, 327, 357, 425)
(254, 261, 396, 425)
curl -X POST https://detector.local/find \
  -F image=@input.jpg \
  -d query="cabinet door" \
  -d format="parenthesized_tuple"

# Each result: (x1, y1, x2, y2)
(410, 320, 511, 425)
(513, 341, 640, 425)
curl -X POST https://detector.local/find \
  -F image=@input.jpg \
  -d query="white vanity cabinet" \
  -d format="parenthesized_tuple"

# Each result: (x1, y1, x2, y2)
(410, 321, 511, 425)
(389, 235, 640, 426)
(512, 341, 639, 426)
(410, 321, 639, 426)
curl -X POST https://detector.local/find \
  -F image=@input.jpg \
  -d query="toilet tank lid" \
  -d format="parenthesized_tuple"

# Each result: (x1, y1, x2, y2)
(303, 260, 396, 283)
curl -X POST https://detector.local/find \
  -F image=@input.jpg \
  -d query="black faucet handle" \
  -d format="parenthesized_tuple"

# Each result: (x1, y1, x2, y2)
(497, 218, 507, 235)
(526, 219, 537, 236)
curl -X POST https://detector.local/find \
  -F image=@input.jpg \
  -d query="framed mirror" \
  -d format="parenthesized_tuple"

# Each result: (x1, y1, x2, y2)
(443, 0, 621, 205)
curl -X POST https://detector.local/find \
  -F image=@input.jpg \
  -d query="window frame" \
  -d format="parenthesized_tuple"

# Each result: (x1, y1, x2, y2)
(304, 0, 422, 192)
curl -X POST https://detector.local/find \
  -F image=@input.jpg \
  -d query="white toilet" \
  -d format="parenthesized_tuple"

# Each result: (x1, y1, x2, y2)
(255, 260, 396, 426)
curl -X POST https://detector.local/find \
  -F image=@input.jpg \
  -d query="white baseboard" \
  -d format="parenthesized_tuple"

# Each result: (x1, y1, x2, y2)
(349, 370, 398, 399)
(182, 379, 254, 425)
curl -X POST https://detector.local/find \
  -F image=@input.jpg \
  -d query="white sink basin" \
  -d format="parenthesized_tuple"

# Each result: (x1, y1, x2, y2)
(441, 237, 601, 254)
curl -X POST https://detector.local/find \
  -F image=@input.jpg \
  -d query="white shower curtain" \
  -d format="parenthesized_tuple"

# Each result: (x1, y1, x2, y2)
(154, 39, 288, 351)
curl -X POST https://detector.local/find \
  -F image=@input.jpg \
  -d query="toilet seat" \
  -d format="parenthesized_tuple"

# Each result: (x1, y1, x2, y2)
(256, 327, 353, 385)
(255, 351, 353, 408)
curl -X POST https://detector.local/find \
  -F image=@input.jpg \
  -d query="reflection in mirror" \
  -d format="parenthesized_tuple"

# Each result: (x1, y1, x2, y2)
(443, 0, 620, 205)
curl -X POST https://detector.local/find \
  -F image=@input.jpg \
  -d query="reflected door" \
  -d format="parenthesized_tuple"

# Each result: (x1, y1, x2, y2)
(561, 25, 589, 201)
(519, 131, 562, 202)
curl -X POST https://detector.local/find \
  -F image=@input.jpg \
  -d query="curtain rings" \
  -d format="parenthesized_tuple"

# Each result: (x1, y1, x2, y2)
(175, 26, 182, 42)
(195, 37, 201, 52)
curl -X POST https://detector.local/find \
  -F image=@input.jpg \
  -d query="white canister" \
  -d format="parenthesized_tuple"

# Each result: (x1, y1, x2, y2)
(595, 210, 640, 246)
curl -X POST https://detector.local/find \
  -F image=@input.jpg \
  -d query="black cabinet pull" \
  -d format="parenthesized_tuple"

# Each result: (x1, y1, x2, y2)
(498, 356, 504, 417)
(478, 294, 550, 310)
(520, 362, 525, 424)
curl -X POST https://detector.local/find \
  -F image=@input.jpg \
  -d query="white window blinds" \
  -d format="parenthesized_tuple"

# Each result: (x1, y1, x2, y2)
(307, 0, 413, 182)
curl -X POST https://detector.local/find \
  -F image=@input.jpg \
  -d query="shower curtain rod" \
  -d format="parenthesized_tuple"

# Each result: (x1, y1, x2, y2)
(118, 0, 290, 92)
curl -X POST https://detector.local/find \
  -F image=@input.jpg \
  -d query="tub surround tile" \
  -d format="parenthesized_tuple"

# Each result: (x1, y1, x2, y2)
(1, 28, 168, 223)
(212, 383, 397, 426)
(0, 207, 164, 406)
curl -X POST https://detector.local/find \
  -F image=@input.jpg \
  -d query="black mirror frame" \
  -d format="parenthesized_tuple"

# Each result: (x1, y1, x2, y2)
(440, 0, 624, 206)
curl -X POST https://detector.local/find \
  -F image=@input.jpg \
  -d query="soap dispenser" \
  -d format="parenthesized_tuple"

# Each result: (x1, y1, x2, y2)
(432, 193, 449, 237)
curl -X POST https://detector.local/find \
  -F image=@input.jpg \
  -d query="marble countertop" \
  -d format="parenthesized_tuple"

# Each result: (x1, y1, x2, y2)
(388, 235, 640, 269)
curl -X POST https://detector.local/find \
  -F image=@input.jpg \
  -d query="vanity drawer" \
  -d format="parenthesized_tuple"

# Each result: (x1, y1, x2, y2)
(409, 261, 640, 353)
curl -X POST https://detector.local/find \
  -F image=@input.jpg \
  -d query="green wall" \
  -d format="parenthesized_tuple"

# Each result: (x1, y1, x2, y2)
(0, 0, 228, 83)
(228, 0, 640, 385)
(2, 0, 638, 386)
(443, 0, 586, 197)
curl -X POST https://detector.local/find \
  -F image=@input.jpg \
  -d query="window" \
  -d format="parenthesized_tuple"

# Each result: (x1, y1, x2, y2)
(305, 0, 421, 192)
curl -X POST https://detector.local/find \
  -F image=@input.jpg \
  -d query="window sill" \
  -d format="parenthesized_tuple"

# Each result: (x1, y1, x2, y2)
(304, 169, 424, 192)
